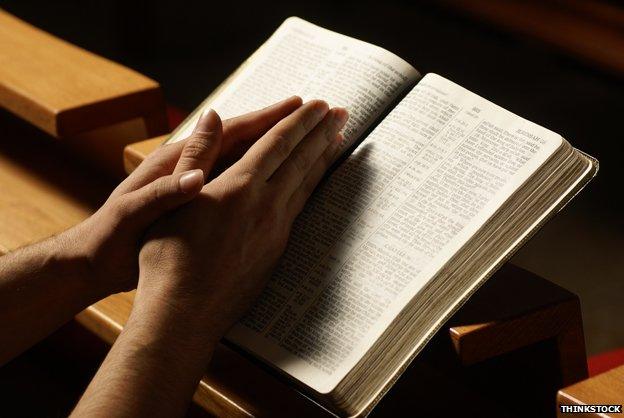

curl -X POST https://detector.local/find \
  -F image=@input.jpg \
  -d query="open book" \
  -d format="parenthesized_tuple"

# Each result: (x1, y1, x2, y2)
(167, 17, 597, 418)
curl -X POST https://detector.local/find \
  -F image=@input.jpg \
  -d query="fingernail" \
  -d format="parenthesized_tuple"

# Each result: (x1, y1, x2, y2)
(194, 108, 220, 133)
(314, 100, 330, 118)
(333, 108, 349, 128)
(286, 95, 303, 105)
(179, 169, 204, 193)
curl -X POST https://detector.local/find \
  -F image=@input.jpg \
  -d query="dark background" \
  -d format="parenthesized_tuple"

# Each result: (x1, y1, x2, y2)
(0, 0, 622, 414)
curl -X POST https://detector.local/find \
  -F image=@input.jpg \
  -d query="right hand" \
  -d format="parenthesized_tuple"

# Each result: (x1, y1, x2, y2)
(136, 100, 349, 341)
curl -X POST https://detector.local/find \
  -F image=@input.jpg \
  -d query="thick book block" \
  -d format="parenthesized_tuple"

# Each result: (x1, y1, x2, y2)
(557, 365, 624, 417)
(0, 9, 167, 138)
(75, 264, 588, 417)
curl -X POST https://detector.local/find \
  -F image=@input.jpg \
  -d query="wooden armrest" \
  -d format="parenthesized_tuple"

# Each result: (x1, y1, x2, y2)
(557, 365, 624, 417)
(0, 9, 167, 138)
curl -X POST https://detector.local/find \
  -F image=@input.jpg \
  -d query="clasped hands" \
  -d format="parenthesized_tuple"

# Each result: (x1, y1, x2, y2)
(0, 96, 347, 416)
(71, 96, 348, 341)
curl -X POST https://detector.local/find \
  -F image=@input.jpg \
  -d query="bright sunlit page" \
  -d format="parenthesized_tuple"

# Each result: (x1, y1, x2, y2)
(168, 17, 419, 150)
(226, 73, 562, 393)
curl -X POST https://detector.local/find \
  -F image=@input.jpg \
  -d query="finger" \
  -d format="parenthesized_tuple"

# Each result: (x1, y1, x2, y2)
(220, 96, 303, 160)
(287, 133, 343, 217)
(115, 169, 204, 231)
(236, 100, 329, 180)
(174, 109, 223, 176)
(271, 107, 348, 197)
(112, 140, 188, 198)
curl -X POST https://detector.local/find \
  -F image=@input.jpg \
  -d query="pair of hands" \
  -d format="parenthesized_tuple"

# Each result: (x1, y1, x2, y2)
(69, 96, 347, 338)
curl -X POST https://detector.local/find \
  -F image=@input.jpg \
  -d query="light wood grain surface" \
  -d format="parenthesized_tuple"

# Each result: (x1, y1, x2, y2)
(123, 136, 167, 173)
(557, 365, 624, 417)
(0, 112, 115, 254)
(0, 9, 167, 138)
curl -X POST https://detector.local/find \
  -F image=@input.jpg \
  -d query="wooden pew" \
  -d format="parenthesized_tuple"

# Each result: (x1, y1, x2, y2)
(557, 365, 624, 417)
(0, 9, 168, 176)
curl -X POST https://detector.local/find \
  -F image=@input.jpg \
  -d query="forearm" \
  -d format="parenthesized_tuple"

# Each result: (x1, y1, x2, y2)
(0, 227, 107, 364)
(72, 285, 220, 417)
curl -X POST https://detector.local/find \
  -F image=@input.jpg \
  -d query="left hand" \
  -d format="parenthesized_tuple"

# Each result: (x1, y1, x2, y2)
(64, 96, 303, 296)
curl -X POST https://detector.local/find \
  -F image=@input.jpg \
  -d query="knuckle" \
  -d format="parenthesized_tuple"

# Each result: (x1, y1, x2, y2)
(110, 196, 132, 219)
(151, 178, 170, 201)
(272, 133, 291, 160)
(181, 136, 214, 160)
(292, 151, 311, 174)
(299, 116, 314, 134)
(223, 176, 255, 205)
(238, 172, 256, 191)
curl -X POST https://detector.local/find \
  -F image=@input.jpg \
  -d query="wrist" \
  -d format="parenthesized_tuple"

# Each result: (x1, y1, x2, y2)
(127, 290, 220, 363)
(52, 224, 116, 301)
(131, 274, 224, 350)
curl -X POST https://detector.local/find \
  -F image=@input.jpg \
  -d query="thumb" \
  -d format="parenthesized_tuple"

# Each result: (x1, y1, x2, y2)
(174, 108, 223, 177)
(116, 169, 204, 231)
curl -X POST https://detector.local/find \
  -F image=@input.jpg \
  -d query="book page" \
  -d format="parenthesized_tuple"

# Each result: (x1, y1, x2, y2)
(168, 17, 419, 149)
(226, 73, 563, 393)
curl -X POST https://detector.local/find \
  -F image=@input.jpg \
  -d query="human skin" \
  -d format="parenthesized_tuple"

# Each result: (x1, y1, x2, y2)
(0, 96, 305, 364)
(0, 95, 347, 417)
(72, 100, 348, 417)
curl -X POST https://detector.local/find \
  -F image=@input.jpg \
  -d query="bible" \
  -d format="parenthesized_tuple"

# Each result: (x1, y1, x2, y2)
(167, 17, 597, 417)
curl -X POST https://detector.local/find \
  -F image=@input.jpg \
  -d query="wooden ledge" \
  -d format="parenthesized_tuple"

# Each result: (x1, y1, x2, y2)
(0, 9, 166, 138)
(557, 365, 624, 417)
(123, 136, 167, 173)
(76, 262, 588, 417)
(448, 264, 588, 386)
